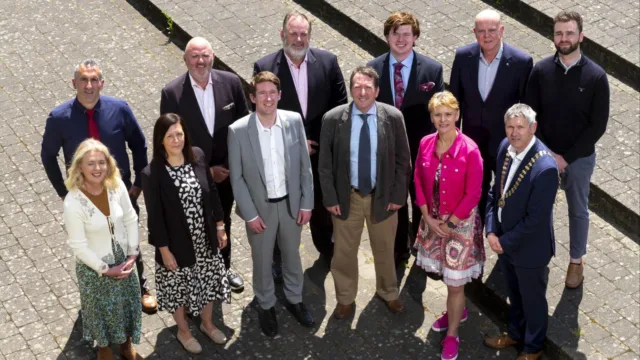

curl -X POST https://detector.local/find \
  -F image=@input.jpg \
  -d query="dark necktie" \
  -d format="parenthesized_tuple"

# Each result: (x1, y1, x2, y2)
(358, 114, 372, 195)
(86, 109, 100, 140)
(393, 62, 404, 109)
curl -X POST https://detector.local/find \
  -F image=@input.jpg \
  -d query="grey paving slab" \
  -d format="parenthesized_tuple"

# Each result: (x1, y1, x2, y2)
(524, 0, 640, 67)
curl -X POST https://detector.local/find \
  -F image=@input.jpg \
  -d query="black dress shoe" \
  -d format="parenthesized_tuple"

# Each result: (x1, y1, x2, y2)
(272, 262, 283, 283)
(227, 268, 244, 293)
(257, 306, 278, 337)
(287, 302, 315, 327)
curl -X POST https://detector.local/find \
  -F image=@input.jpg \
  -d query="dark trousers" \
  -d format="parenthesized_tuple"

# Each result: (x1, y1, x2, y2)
(129, 196, 148, 293)
(499, 255, 548, 353)
(395, 153, 418, 259)
(217, 179, 234, 269)
(478, 153, 496, 225)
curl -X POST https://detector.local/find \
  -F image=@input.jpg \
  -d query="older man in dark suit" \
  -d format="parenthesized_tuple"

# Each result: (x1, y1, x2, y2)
(483, 104, 559, 360)
(368, 12, 444, 265)
(319, 66, 411, 319)
(450, 9, 533, 223)
(253, 12, 348, 270)
(160, 37, 249, 292)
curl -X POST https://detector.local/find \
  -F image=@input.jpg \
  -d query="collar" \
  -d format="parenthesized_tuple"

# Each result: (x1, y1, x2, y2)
(554, 52, 585, 73)
(73, 97, 102, 112)
(255, 113, 282, 132)
(189, 73, 213, 89)
(389, 51, 414, 69)
(508, 135, 537, 161)
(480, 42, 503, 64)
(352, 103, 377, 118)
(284, 52, 308, 69)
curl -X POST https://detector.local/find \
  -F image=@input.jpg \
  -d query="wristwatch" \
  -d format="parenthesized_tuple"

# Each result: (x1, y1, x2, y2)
(447, 221, 457, 229)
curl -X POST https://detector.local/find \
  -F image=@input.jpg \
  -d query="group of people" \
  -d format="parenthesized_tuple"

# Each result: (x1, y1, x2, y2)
(43, 7, 609, 360)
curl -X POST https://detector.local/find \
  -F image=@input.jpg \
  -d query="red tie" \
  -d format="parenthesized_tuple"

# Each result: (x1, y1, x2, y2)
(394, 62, 405, 109)
(86, 109, 100, 140)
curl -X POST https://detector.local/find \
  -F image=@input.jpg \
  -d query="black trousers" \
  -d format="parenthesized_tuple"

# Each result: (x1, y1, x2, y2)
(395, 153, 418, 260)
(478, 151, 496, 225)
(217, 179, 234, 269)
(499, 255, 549, 353)
(129, 195, 148, 293)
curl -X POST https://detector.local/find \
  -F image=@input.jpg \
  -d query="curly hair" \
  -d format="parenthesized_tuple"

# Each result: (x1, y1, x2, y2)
(64, 139, 121, 191)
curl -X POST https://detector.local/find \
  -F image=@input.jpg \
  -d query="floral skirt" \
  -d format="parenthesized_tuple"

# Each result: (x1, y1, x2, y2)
(76, 242, 141, 347)
(414, 207, 485, 287)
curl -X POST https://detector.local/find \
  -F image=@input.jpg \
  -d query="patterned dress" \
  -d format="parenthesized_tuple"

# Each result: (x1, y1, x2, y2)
(155, 163, 231, 315)
(75, 190, 142, 347)
(414, 162, 485, 287)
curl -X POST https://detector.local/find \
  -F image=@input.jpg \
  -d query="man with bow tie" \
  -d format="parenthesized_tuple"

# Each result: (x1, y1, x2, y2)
(484, 103, 559, 360)
(449, 9, 533, 225)
(368, 12, 444, 265)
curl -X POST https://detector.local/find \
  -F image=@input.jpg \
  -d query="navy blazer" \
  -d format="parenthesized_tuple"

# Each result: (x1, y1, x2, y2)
(141, 147, 224, 268)
(368, 51, 444, 160)
(253, 48, 348, 143)
(485, 138, 559, 268)
(450, 43, 532, 158)
(160, 70, 249, 168)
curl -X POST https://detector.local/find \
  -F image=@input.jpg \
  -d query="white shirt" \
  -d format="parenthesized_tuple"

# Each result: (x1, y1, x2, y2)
(189, 73, 216, 135)
(499, 136, 537, 222)
(478, 42, 503, 101)
(284, 53, 308, 118)
(256, 115, 287, 199)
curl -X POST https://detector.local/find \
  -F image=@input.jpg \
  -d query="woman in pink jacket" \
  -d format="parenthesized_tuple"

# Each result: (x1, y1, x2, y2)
(414, 91, 485, 360)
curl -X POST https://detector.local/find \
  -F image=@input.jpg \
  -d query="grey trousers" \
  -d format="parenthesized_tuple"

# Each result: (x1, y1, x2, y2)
(247, 198, 304, 309)
(561, 152, 596, 259)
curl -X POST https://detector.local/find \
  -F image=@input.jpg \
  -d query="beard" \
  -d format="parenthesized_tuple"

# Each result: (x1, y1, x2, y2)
(283, 39, 308, 60)
(555, 41, 580, 55)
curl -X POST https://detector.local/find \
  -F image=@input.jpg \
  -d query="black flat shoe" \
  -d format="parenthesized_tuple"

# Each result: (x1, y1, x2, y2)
(287, 302, 315, 327)
(227, 268, 245, 293)
(257, 306, 278, 337)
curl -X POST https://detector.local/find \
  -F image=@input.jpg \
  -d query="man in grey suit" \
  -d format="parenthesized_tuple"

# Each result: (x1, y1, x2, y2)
(228, 71, 315, 337)
(318, 66, 411, 319)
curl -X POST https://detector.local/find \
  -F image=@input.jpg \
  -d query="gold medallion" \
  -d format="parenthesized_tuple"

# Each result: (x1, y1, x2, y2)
(498, 198, 505, 208)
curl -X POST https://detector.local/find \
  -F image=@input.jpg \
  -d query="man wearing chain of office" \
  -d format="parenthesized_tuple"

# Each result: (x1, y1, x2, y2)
(483, 103, 559, 360)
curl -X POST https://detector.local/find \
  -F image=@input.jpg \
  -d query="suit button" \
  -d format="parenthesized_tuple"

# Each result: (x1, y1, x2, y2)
(443, 201, 447, 205)
(442, 178, 446, 182)
(444, 165, 447, 169)
(455, 169, 458, 172)
(442, 190, 446, 194)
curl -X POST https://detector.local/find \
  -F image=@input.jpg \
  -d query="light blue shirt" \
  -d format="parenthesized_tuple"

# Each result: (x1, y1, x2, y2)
(389, 52, 414, 106)
(478, 42, 503, 101)
(350, 103, 378, 189)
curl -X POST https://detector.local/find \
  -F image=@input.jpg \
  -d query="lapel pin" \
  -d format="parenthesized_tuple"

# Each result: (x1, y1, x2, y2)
(506, 62, 510, 66)
(579, 87, 584, 92)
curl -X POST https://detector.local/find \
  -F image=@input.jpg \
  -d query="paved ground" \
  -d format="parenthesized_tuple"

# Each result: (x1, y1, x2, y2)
(523, 0, 640, 67)
(0, 0, 638, 360)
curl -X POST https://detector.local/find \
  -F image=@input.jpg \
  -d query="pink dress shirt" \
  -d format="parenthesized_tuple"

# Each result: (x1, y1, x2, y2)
(414, 129, 483, 220)
(284, 54, 308, 119)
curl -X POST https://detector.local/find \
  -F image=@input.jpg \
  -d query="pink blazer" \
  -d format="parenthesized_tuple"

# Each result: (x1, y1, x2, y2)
(414, 129, 483, 220)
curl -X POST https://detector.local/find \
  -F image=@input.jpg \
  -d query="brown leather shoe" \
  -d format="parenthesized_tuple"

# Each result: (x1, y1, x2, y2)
(119, 337, 143, 360)
(383, 299, 405, 314)
(565, 261, 584, 288)
(484, 333, 519, 349)
(333, 303, 354, 319)
(98, 346, 114, 360)
(141, 290, 158, 314)
(516, 351, 543, 360)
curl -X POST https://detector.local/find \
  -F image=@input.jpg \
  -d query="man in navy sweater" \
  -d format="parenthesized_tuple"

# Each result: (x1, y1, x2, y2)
(525, 11, 610, 289)
(41, 59, 157, 313)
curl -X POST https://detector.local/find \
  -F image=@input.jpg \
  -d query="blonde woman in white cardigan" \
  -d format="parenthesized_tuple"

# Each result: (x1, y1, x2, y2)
(62, 139, 142, 360)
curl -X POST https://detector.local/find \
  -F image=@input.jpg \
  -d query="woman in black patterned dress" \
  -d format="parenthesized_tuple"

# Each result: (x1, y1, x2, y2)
(142, 113, 230, 354)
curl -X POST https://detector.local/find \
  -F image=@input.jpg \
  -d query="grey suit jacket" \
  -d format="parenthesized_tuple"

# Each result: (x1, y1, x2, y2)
(228, 110, 314, 221)
(318, 102, 411, 222)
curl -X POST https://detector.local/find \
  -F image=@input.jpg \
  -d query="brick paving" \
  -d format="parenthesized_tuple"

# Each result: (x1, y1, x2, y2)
(524, 0, 640, 68)
(0, 1, 637, 360)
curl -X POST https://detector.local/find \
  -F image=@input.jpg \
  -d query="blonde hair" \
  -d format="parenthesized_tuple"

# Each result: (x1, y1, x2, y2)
(428, 91, 460, 113)
(64, 139, 121, 191)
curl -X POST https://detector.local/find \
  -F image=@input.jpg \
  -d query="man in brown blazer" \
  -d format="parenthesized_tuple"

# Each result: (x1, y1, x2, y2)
(318, 66, 411, 319)
(160, 37, 249, 292)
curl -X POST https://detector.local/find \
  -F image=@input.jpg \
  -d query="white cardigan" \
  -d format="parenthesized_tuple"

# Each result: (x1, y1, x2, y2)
(63, 179, 139, 275)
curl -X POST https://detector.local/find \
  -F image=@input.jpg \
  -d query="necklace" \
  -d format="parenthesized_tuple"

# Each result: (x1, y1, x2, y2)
(498, 150, 550, 208)
(83, 184, 104, 196)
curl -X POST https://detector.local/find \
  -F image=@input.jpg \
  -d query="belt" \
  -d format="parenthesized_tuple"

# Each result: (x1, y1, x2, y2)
(268, 194, 288, 203)
(352, 187, 375, 195)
